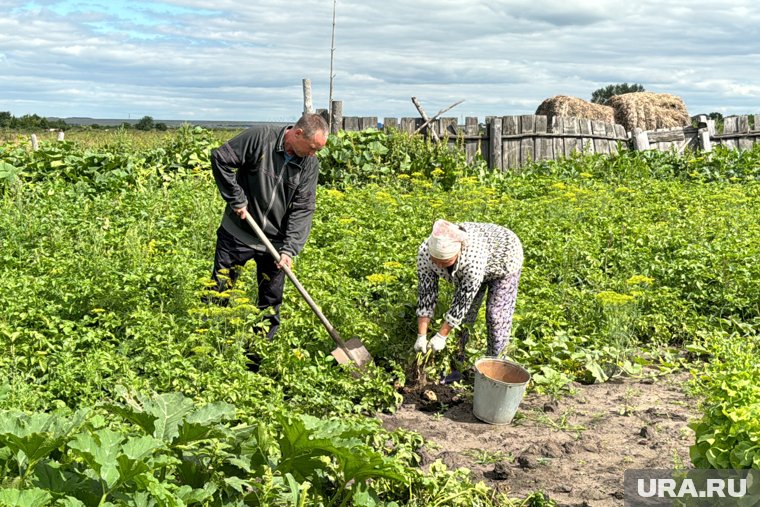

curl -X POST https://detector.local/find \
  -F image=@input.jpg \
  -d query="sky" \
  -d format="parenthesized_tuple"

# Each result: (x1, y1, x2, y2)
(1, 0, 759, 122)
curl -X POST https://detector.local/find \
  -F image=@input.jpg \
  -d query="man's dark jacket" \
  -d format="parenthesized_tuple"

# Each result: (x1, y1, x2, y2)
(210, 124, 319, 257)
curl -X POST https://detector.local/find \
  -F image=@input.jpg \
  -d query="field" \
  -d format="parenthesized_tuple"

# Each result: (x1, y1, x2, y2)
(1, 126, 759, 506)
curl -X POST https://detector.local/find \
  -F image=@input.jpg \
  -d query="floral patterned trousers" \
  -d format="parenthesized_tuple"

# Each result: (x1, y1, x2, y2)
(458, 269, 521, 358)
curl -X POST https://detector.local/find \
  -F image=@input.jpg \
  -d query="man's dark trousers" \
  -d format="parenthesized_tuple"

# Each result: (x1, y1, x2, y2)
(210, 226, 285, 341)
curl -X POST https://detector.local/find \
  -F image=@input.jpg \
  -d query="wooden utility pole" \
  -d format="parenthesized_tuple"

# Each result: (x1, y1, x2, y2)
(328, 0, 337, 130)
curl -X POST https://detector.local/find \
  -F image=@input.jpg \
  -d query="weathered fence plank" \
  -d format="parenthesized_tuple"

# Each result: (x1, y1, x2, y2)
(535, 115, 553, 161)
(578, 119, 594, 154)
(551, 116, 565, 159)
(343, 116, 359, 132)
(519, 115, 535, 166)
(465, 117, 478, 163)
(490, 117, 503, 171)
(400, 118, 417, 134)
(722, 116, 739, 149)
(564, 117, 581, 156)
(503, 116, 519, 170)
(359, 117, 377, 130)
(383, 117, 398, 131)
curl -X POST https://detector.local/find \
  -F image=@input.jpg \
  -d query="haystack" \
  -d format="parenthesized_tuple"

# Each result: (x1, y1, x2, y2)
(535, 95, 615, 124)
(607, 92, 690, 131)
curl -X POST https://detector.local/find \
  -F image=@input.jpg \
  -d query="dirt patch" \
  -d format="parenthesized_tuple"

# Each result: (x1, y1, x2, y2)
(380, 368, 697, 507)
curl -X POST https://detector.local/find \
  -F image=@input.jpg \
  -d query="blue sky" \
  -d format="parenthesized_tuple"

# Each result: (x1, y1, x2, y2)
(1, 0, 759, 122)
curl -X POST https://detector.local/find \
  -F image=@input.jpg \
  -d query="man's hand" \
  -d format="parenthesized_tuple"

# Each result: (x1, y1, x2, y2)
(233, 206, 248, 220)
(429, 332, 448, 352)
(414, 334, 428, 353)
(278, 253, 293, 270)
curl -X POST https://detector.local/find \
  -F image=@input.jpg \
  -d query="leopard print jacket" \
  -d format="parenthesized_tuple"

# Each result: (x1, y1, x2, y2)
(416, 222, 523, 328)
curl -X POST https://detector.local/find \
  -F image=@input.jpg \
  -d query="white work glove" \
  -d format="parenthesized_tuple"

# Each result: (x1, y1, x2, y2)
(414, 334, 428, 353)
(429, 333, 448, 352)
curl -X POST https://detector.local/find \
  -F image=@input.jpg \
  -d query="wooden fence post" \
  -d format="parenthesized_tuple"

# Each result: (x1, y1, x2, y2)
(330, 100, 343, 134)
(632, 128, 650, 151)
(698, 129, 712, 152)
(31, 134, 39, 151)
(302, 79, 313, 114)
(489, 117, 503, 171)
(57, 131, 65, 141)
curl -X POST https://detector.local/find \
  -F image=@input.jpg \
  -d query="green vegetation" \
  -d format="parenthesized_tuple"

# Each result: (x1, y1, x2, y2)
(0, 111, 67, 131)
(590, 83, 646, 104)
(1, 127, 759, 504)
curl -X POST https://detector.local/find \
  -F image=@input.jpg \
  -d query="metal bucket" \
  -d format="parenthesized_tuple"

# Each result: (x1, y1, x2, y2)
(472, 358, 531, 425)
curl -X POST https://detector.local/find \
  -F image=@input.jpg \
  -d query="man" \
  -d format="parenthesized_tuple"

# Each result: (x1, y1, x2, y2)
(414, 219, 523, 383)
(209, 113, 329, 342)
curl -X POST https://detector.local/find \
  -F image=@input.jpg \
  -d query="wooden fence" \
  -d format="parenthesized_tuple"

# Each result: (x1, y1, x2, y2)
(334, 113, 760, 171)
(337, 114, 628, 171)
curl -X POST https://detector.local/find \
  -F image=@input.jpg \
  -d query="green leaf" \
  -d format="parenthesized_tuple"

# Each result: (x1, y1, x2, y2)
(0, 487, 52, 507)
(174, 401, 236, 445)
(0, 410, 88, 465)
(105, 390, 195, 443)
(0, 161, 22, 180)
(67, 428, 123, 489)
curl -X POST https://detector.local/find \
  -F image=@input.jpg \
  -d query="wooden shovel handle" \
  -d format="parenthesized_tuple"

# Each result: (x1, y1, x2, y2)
(242, 214, 360, 363)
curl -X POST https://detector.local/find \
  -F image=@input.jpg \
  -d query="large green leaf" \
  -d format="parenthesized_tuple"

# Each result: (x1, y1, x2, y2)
(276, 414, 409, 488)
(174, 401, 236, 445)
(0, 487, 52, 507)
(0, 410, 88, 465)
(67, 428, 123, 489)
(105, 390, 230, 445)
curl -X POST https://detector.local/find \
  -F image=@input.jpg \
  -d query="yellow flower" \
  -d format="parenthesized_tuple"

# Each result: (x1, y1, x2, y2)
(580, 172, 593, 178)
(383, 261, 403, 269)
(626, 275, 654, 286)
(596, 291, 635, 306)
(366, 273, 397, 284)
(431, 168, 445, 178)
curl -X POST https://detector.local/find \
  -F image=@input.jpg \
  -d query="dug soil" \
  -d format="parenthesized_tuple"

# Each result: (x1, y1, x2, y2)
(379, 368, 697, 507)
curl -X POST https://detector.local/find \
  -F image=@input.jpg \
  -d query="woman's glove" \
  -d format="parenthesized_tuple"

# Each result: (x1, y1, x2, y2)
(414, 334, 428, 353)
(429, 333, 448, 352)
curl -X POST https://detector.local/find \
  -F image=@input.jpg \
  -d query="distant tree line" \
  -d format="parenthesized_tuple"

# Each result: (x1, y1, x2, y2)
(0, 111, 68, 130)
(0, 112, 167, 131)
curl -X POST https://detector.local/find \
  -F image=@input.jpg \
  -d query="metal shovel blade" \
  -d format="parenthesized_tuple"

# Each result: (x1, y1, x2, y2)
(331, 337, 373, 368)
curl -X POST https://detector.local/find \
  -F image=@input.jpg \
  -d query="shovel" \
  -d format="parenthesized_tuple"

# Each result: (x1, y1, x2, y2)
(243, 213, 372, 369)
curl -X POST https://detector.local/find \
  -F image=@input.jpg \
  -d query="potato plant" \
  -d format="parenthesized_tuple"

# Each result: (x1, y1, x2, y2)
(1, 128, 759, 505)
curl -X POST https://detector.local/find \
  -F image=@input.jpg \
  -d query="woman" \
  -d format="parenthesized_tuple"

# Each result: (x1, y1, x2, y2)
(414, 219, 523, 372)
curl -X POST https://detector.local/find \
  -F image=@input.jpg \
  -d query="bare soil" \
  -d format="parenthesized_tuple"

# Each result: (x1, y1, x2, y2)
(379, 368, 697, 507)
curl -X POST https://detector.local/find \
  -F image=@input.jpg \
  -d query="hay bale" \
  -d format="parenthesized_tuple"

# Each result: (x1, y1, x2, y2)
(535, 95, 615, 124)
(607, 92, 690, 131)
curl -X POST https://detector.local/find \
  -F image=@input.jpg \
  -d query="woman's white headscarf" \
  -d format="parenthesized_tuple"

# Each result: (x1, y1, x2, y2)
(428, 219, 466, 260)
